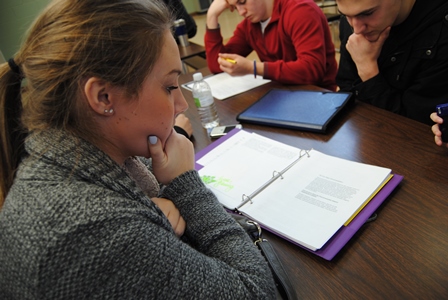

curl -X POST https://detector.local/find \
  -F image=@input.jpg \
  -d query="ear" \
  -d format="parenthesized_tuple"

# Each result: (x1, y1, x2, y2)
(84, 77, 115, 116)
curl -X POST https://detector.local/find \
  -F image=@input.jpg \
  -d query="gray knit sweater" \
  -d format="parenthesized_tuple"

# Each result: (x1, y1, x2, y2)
(0, 129, 276, 299)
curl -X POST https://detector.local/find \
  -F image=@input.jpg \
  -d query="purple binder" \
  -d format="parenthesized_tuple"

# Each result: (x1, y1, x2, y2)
(195, 128, 403, 260)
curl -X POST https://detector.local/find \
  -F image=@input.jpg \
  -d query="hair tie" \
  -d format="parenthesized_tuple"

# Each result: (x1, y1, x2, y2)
(8, 58, 22, 77)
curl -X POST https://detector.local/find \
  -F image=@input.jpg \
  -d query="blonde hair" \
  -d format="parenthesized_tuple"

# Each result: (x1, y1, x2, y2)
(0, 0, 173, 207)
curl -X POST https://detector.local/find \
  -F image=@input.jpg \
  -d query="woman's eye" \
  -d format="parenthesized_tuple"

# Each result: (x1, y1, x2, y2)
(166, 86, 179, 93)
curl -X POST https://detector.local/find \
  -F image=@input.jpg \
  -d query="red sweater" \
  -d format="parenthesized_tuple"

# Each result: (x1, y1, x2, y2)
(205, 0, 337, 91)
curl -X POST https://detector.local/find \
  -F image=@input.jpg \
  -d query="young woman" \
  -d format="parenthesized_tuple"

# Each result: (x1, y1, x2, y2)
(0, 0, 276, 298)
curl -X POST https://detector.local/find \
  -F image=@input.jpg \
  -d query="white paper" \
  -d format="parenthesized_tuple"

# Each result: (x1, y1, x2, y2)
(241, 150, 391, 250)
(198, 131, 301, 209)
(182, 73, 271, 100)
(197, 130, 392, 251)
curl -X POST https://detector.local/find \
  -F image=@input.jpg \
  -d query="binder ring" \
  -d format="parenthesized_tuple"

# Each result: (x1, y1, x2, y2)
(272, 170, 283, 179)
(300, 149, 311, 158)
(242, 194, 252, 204)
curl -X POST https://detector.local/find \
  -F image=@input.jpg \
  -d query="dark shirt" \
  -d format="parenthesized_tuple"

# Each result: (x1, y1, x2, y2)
(337, 0, 448, 125)
(164, 0, 197, 38)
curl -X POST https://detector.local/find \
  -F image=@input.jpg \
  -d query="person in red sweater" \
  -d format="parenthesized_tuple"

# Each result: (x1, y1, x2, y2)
(205, 0, 338, 91)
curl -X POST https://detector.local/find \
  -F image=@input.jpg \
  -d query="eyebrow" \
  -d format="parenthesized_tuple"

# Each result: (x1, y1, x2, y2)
(167, 69, 182, 76)
(338, 7, 376, 17)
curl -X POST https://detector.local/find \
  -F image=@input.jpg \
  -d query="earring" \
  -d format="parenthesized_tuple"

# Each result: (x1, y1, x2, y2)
(104, 108, 114, 114)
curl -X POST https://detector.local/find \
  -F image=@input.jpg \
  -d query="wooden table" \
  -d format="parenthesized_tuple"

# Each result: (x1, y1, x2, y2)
(178, 42, 207, 72)
(179, 69, 448, 299)
(178, 41, 206, 61)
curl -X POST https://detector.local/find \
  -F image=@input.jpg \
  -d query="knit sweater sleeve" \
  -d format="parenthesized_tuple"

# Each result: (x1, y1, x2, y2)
(159, 170, 277, 298)
(37, 171, 276, 299)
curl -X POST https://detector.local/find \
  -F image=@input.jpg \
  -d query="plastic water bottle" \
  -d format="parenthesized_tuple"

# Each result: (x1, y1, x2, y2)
(192, 72, 220, 129)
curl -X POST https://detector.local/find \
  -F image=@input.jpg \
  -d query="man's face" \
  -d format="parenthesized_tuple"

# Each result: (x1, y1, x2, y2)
(227, 0, 270, 23)
(336, 0, 402, 42)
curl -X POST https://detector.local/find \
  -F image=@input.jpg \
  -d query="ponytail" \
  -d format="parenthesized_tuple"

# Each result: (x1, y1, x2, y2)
(0, 59, 27, 208)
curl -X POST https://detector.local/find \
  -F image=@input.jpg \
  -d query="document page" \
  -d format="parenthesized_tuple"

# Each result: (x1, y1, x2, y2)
(197, 130, 302, 209)
(240, 150, 391, 251)
(181, 72, 271, 100)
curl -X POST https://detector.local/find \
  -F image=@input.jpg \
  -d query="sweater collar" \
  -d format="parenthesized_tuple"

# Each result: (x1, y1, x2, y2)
(24, 129, 152, 201)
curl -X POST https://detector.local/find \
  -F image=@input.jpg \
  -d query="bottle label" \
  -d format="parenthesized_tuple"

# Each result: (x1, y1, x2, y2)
(194, 95, 214, 108)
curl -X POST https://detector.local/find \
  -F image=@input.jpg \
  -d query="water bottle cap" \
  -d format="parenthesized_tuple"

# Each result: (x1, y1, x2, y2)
(193, 72, 203, 81)
(174, 19, 186, 27)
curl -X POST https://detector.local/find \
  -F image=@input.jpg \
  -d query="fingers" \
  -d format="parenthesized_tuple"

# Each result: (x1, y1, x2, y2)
(430, 112, 445, 146)
(218, 54, 251, 76)
(166, 208, 186, 238)
(430, 112, 443, 124)
(434, 136, 443, 146)
(147, 134, 167, 174)
(173, 216, 186, 237)
(148, 130, 195, 185)
(175, 114, 193, 137)
(151, 197, 186, 237)
(218, 53, 238, 68)
(432, 123, 442, 136)
(377, 26, 391, 45)
(432, 123, 444, 147)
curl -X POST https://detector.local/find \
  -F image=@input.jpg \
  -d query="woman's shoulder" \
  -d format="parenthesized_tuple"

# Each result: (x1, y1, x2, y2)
(0, 182, 171, 297)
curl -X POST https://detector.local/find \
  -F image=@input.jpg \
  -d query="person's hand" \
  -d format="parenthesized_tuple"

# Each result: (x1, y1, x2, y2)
(148, 129, 195, 185)
(175, 114, 193, 138)
(206, 0, 233, 29)
(346, 26, 390, 81)
(430, 112, 447, 147)
(151, 197, 186, 237)
(217, 53, 253, 76)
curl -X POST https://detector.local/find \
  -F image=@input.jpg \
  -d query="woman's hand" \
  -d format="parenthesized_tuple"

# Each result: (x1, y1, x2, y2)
(147, 129, 195, 185)
(151, 197, 186, 237)
(175, 114, 193, 138)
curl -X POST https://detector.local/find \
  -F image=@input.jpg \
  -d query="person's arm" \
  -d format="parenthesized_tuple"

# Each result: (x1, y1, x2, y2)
(214, 3, 337, 88)
(207, 3, 335, 86)
(205, 0, 232, 30)
(260, 3, 337, 87)
(160, 170, 277, 297)
(41, 181, 276, 299)
(205, 0, 254, 74)
(337, 16, 448, 125)
(205, 23, 255, 74)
